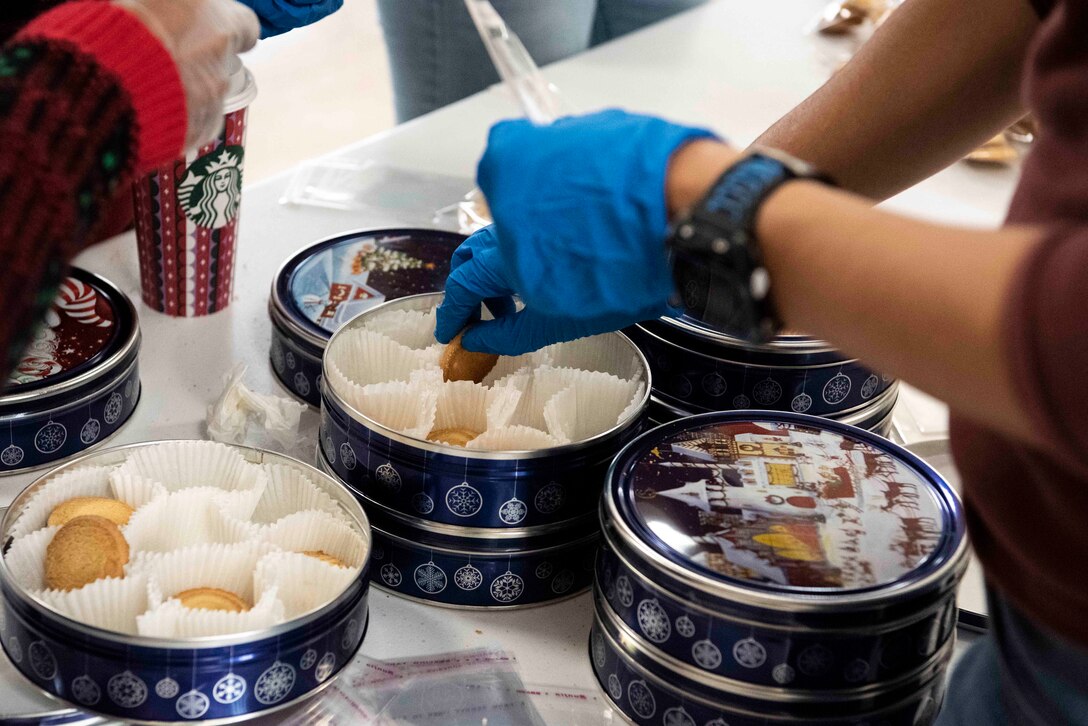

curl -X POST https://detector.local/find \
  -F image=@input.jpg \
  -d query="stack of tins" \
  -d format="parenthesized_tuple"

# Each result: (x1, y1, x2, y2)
(318, 296, 653, 609)
(0, 269, 140, 476)
(626, 315, 898, 434)
(268, 229, 465, 406)
(590, 412, 967, 726)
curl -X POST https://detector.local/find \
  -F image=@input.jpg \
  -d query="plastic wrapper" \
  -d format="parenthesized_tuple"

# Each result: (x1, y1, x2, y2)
(206, 363, 308, 452)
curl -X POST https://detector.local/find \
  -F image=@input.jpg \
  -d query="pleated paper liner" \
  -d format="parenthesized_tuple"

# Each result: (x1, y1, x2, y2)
(480, 348, 554, 386)
(33, 573, 150, 635)
(5, 525, 60, 590)
(254, 550, 358, 619)
(132, 540, 277, 605)
(541, 333, 644, 382)
(252, 463, 348, 524)
(110, 440, 270, 499)
(361, 307, 438, 350)
(345, 377, 441, 440)
(109, 471, 167, 510)
(8, 465, 119, 539)
(261, 510, 368, 569)
(465, 425, 562, 451)
(431, 380, 524, 438)
(122, 488, 259, 553)
(327, 328, 441, 387)
(543, 372, 643, 443)
(136, 587, 285, 638)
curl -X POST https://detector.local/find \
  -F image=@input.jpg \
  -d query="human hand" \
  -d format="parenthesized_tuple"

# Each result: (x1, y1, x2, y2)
(239, 0, 343, 38)
(115, 0, 259, 150)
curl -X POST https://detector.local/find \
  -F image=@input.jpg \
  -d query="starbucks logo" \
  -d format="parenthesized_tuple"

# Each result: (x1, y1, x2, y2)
(177, 146, 244, 229)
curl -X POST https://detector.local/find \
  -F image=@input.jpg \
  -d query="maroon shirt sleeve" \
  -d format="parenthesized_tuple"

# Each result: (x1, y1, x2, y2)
(1027, 0, 1056, 17)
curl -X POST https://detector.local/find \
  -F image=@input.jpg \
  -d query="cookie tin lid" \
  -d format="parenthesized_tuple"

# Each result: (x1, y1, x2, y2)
(1, 269, 137, 408)
(605, 411, 966, 611)
(644, 316, 851, 368)
(270, 228, 464, 353)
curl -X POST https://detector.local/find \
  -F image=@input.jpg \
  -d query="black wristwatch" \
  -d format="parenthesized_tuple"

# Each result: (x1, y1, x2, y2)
(666, 148, 833, 342)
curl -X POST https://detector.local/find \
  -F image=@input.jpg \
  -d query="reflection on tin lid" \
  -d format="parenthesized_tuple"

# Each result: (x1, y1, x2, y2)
(619, 418, 951, 592)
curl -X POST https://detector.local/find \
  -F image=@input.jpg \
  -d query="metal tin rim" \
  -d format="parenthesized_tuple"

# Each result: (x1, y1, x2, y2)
(370, 514, 599, 558)
(373, 581, 589, 610)
(322, 292, 652, 461)
(602, 411, 970, 612)
(269, 297, 325, 357)
(0, 441, 372, 649)
(653, 317, 842, 356)
(594, 587, 953, 702)
(637, 320, 852, 368)
(0, 271, 140, 408)
(0, 355, 140, 425)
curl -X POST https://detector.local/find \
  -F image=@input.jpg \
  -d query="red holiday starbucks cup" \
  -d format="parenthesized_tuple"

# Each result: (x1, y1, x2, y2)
(132, 58, 258, 316)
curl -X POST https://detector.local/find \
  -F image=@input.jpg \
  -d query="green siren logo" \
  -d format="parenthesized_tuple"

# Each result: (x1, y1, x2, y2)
(177, 146, 244, 229)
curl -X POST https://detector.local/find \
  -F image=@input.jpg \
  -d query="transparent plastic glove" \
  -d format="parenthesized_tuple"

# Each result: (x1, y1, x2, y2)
(240, 0, 343, 38)
(115, 0, 260, 150)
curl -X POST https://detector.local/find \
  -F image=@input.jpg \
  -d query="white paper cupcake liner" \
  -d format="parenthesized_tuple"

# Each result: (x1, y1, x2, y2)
(108, 472, 168, 510)
(543, 372, 641, 443)
(618, 381, 648, 426)
(432, 381, 489, 435)
(350, 379, 439, 440)
(9, 465, 117, 539)
(507, 366, 587, 431)
(327, 329, 440, 388)
(362, 308, 438, 350)
(543, 333, 643, 380)
(253, 464, 347, 525)
(111, 440, 269, 497)
(480, 348, 554, 386)
(5, 525, 60, 591)
(254, 551, 357, 620)
(122, 489, 257, 553)
(136, 541, 275, 605)
(261, 510, 367, 569)
(137, 587, 285, 638)
(34, 573, 149, 635)
(465, 425, 562, 451)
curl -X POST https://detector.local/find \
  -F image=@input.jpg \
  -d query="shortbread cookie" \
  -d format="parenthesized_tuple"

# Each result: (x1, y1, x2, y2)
(48, 497, 134, 527)
(440, 332, 498, 383)
(176, 587, 250, 613)
(303, 550, 349, 568)
(426, 427, 481, 447)
(44, 515, 130, 591)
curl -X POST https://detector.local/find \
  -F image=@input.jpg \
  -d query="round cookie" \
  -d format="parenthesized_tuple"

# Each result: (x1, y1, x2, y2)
(176, 587, 250, 613)
(48, 496, 134, 527)
(426, 427, 480, 447)
(440, 331, 499, 384)
(303, 550, 349, 568)
(44, 515, 130, 591)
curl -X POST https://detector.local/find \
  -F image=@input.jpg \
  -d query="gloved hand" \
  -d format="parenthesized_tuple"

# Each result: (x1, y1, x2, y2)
(435, 109, 718, 355)
(115, 0, 260, 150)
(239, 0, 343, 38)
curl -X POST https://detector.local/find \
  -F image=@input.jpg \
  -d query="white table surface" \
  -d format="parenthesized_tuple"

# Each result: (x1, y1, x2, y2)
(1, 0, 1013, 718)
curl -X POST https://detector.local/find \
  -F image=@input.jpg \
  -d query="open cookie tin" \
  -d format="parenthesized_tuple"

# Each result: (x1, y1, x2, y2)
(0, 443, 372, 724)
(269, 229, 465, 406)
(1, 269, 140, 476)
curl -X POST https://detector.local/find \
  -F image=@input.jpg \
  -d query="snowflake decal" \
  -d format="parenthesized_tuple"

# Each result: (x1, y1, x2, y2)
(103, 392, 124, 424)
(446, 482, 482, 517)
(254, 661, 296, 705)
(414, 563, 448, 594)
(213, 673, 246, 704)
(637, 599, 672, 643)
(6, 635, 21, 663)
(551, 570, 575, 594)
(315, 652, 336, 683)
(797, 644, 835, 676)
(732, 394, 751, 409)
(615, 575, 634, 608)
(592, 631, 607, 669)
(108, 671, 148, 708)
(772, 663, 795, 684)
(375, 463, 402, 492)
(702, 372, 727, 397)
(176, 689, 209, 719)
(454, 564, 483, 591)
(271, 340, 286, 374)
(342, 618, 361, 650)
(300, 649, 318, 670)
(844, 658, 870, 683)
(490, 572, 525, 603)
(293, 372, 311, 397)
(372, 546, 385, 561)
(693, 639, 724, 670)
(28, 640, 56, 679)
(535, 561, 554, 580)
(822, 374, 852, 405)
(34, 422, 66, 453)
(663, 706, 696, 726)
(675, 615, 696, 638)
(607, 673, 622, 700)
(380, 563, 402, 587)
(533, 483, 565, 514)
(411, 492, 434, 515)
(752, 378, 783, 406)
(626, 680, 656, 719)
(285, 351, 297, 370)
(860, 374, 880, 399)
(791, 393, 813, 413)
(731, 638, 765, 669)
(339, 442, 357, 470)
(1, 444, 24, 467)
(672, 376, 693, 399)
(321, 431, 336, 463)
(155, 677, 180, 699)
(71, 675, 100, 705)
(80, 418, 101, 444)
(498, 497, 527, 525)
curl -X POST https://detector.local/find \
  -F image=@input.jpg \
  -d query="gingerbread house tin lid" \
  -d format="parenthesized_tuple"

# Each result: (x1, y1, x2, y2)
(269, 228, 465, 354)
(604, 412, 967, 612)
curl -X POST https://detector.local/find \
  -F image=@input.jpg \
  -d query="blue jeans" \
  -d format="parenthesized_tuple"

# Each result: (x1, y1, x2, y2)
(377, 0, 707, 122)
(936, 588, 1088, 725)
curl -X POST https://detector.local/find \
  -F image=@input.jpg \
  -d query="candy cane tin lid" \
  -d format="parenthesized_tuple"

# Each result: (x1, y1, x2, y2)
(604, 411, 967, 614)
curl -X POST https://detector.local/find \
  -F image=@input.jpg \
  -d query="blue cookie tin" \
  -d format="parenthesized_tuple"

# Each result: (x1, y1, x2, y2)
(1, 269, 141, 476)
(626, 318, 893, 418)
(597, 411, 967, 694)
(269, 229, 465, 406)
(320, 293, 651, 530)
(0, 443, 372, 724)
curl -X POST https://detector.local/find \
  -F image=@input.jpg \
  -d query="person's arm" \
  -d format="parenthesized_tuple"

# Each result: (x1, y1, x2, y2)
(754, 0, 1040, 199)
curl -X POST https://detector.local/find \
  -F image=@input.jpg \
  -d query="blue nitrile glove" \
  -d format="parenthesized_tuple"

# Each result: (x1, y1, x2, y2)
(240, 0, 342, 38)
(435, 109, 719, 355)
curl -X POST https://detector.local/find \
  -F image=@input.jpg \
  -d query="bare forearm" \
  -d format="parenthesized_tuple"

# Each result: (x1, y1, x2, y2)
(755, 0, 1038, 199)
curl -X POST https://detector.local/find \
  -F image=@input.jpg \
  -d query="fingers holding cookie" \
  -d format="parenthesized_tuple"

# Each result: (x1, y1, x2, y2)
(440, 332, 499, 384)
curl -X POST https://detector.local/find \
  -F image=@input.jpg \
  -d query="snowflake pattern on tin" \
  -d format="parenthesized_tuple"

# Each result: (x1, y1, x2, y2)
(663, 706, 696, 726)
(293, 372, 311, 397)
(300, 649, 318, 670)
(254, 661, 296, 705)
(731, 638, 765, 669)
(592, 631, 608, 668)
(375, 463, 402, 492)
(705, 719, 730, 726)
(550, 570, 575, 594)
(108, 671, 148, 708)
(490, 572, 525, 603)
(498, 497, 527, 525)
(535, 561, 554, 580)
(636, 599, 672, 643)
(176, 689, 210, 719)
(797, 644, 835, 676)
(103, 392, 124, 424)
(626, 680, 656, 720)
(772, 663, 796, 685)
(6, 635, 21, 663)
(339, 442, 357, 470)
(411, 492, 435, 515)
(791, 393, 813, 413)
(414, 563, 448, 594)
(213, 673, 246, 704)
(844, 658, 870, 683)
(673, 376, 693, 399)
(454, 564, 484, 591)
(71, 675, 101, 705)
(702, 372, 727, 397)
(860, 374, 880, 400)
(315, 653, 336, 683)
(615, 575, 634, 608)
(607, 673, 623, 700)
(693, 639, 724, 670)
(271, 340, 286, 374)
(285, 351, 297, 370)
(1, 444, 24, 467)
(732, 394, 751, 409)
(80, 419, 101, 444)
(380, 563, 402, 587)
(28, 640, 57, 679)
(675, 615, 696, 638)
(124, 380, 134, 399)
(322, 432, 335, 464)
(155, 677, 180, 699)
(822, 374, 852, 405)
(446, 482, 482, 517)
(533, 483, 565, 514)
(34, 422, 66, 453)
(342, 618, 361, 651)
(752, 378, 783, 406)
